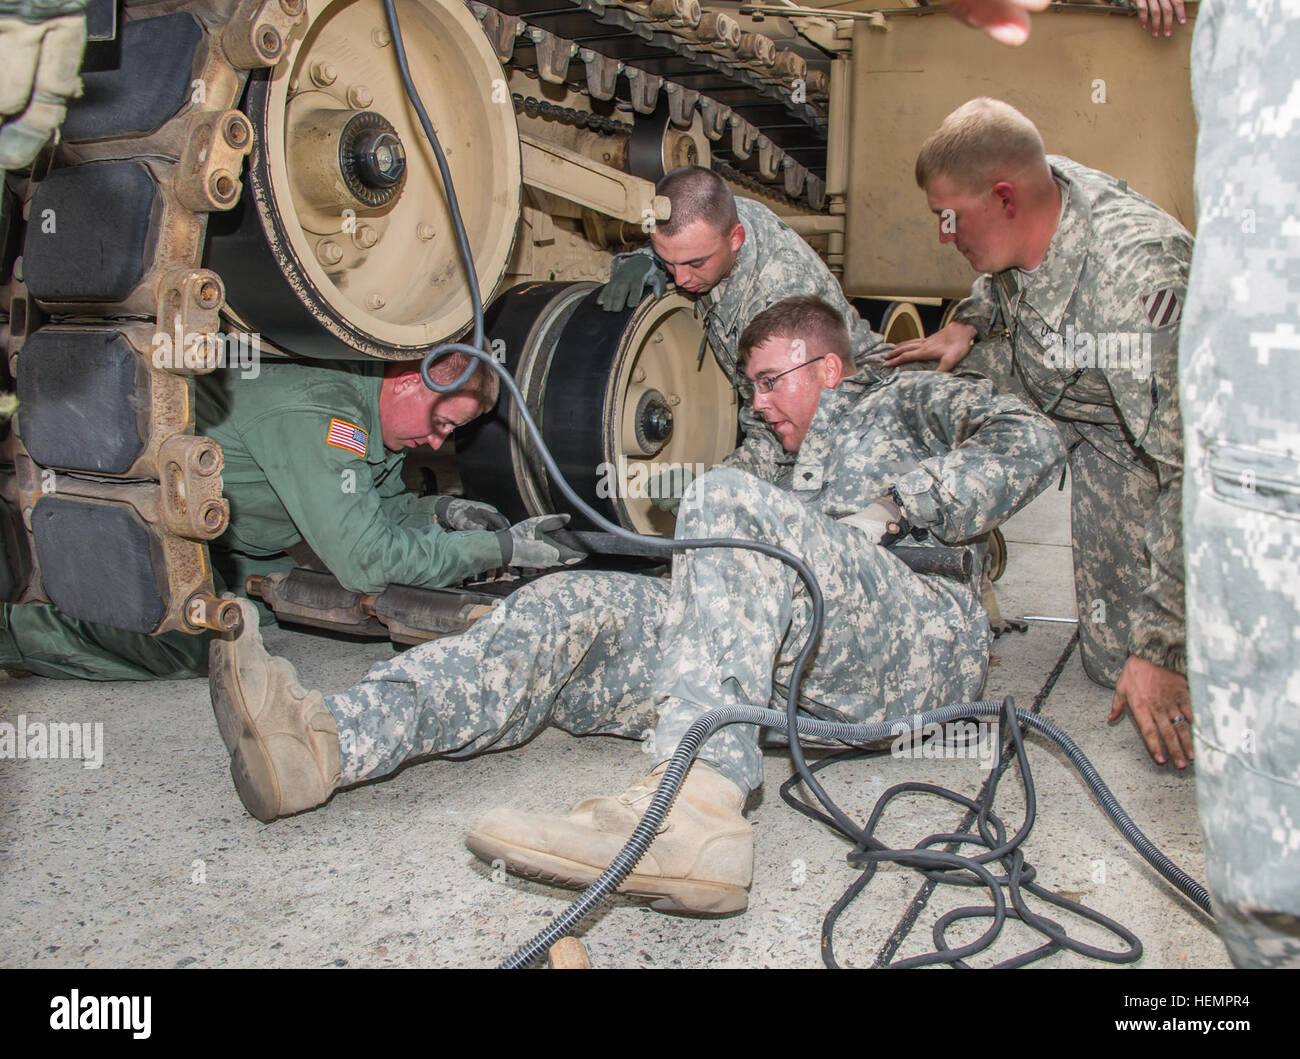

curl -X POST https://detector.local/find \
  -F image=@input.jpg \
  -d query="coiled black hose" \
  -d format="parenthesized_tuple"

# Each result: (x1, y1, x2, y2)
(500, 698, 1211, 969)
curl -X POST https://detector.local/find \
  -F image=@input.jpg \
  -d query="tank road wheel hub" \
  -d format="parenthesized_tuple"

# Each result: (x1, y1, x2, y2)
(207, 0, 521, 358)
(337, 110, 407, 206)
(603, 294, 736, 534)
(456, 284, 739, 536)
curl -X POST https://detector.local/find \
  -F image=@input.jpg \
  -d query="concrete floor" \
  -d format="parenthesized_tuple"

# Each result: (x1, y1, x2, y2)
(0, 482, 1228, 969)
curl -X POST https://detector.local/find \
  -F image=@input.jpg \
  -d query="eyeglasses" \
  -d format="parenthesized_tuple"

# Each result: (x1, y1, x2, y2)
(746, 355, 827, 395)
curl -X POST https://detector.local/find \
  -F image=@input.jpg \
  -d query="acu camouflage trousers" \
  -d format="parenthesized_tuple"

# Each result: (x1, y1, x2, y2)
(957, 346, 1157, 687)
(327, 468, 991, 795)
(1181, 0, 1300, 968)
(1062, 419, 1162, 688)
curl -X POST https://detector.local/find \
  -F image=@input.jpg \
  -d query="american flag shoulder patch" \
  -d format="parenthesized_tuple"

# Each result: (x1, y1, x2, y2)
(326, 418, 369, 456)
(1143, 287, 1182, 327)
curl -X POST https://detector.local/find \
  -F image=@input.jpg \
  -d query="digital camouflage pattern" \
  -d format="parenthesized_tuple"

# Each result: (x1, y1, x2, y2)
(328, 570, 664, 785)
(324, 370, 1064, 794)
(629, 197, 894, 472)
(1183, 0, 1300, 968)
(1055, 419, 1165, 684)
(700, 198, 894, 474)
(952, 156, 1192, 684)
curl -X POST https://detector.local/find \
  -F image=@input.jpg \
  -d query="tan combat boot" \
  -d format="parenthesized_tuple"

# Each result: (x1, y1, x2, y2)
(209, 597, 341, 822)
(466, 763, 753, 915)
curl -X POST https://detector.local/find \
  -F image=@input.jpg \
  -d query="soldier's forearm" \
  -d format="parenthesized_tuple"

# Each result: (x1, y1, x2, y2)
(949, 278, 998, 335)
(304, 519, 505, 594)
(894, 408, 1066, 541)
(1129, 475, 1186, 674)
(378, 491, 442, 531)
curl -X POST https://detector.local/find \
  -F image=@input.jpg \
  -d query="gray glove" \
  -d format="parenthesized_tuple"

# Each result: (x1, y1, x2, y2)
(434, 495, 509, 532)
(596, 252, 668, 312)
(496, 514, 588, 569)
(648, 465, 696, 514)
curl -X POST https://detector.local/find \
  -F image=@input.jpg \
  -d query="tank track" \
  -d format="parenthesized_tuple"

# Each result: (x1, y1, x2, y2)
(510, 92, 809, 209)
(474, 0, 829, 209)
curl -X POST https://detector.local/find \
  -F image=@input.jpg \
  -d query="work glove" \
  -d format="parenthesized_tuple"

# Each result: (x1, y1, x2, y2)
(647, 465, 697, 515)
(838, 493, 912, 546)
(596, 252, 668, 312)
(434, 496, 510, 532)
(1, 3, 88, 171)
(496, 514, 588, 569)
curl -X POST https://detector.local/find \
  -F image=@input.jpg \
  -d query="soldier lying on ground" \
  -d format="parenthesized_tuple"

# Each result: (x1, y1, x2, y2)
(0, 354, 584, 680)
(887, 98, 1193, 771)
(208, 295, 1063, 916)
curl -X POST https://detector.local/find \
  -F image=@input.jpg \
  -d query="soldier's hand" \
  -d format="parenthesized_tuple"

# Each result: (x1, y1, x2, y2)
(434, 496, 510, 532)
(496, 514, 588, 569)
(648, 465, 696, 514)
(0, 4, 89, 171)
(1135, 0, 1186, 38)
(885, 323, 978, 372)
(1108, 655, 1194, 769)
(946, 0, 1047, 46)
(596, 253, 668, 312)
(838, 494, 907, 545)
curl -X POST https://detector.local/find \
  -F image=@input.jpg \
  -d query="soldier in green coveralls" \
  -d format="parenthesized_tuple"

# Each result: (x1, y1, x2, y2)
(0, 353, 584, 681)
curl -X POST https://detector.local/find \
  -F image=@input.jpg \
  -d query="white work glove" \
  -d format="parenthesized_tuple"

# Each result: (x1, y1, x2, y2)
(838, 494, 907, 545)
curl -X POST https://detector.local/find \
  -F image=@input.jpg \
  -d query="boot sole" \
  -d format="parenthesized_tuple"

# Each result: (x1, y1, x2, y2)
(209, 635, 281, 823)
(466, 831, 748, 917)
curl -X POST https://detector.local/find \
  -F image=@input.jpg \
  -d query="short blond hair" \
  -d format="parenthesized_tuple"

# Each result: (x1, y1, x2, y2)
(414, 352, 500, 412)
(914, 98, 1046, 191)
(438, 352, 499, 411)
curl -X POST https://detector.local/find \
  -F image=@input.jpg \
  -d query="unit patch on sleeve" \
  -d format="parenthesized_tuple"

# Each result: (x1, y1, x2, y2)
(326, 418, 369, 456)
(1143, 288, 1182, 327)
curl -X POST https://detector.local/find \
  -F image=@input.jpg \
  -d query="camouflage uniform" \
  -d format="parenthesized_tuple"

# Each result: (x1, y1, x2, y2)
(325, 371, 1063, 794)
(0, 361, 503, 680)
(951, 157, 1192, 685)
(1183, 0, 1300, 967)
(634, 196, 893, 472)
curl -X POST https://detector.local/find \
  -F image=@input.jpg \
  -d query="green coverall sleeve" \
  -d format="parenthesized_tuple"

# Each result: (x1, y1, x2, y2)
(238, 411, 503, 593)
(376, 490, 443, 531)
